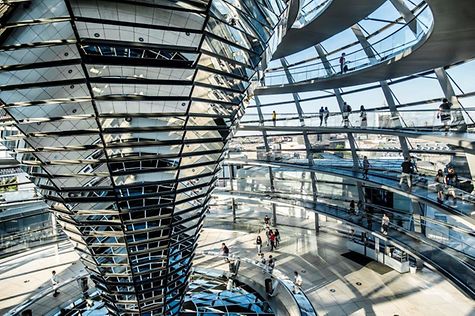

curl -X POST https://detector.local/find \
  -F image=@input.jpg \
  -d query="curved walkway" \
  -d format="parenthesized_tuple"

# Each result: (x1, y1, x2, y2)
(213, 189, 475, 299)
(238, 125, 475, 154)
(224, 159, 475, 223)
(272, 0, 386, 59)
(257, 0, 475, 93)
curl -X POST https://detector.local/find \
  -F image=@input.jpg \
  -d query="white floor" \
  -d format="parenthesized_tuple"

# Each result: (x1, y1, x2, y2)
(0, 226, 474, 315)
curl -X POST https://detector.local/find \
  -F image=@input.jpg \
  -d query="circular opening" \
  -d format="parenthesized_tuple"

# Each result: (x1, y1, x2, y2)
(186, 32, 190, 36)
(181, 102, 187, 107)
(68, 69, 73, 74)
(125, 117, 132, 122)
(72, 109, 77, 114)
(139, 37, 144, 42)
(70, 84, 75, 89)
(64, 52, 69, 57)
(94, 33, 100, 38)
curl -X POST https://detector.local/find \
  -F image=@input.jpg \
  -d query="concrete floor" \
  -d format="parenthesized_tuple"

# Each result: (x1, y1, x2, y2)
(0, 225, 474, 315)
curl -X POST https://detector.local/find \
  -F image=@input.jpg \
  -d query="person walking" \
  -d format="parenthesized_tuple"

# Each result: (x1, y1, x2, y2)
(274, 229, 280, 247)
(264, 214, 270, 226)
(319, 106, 325, 126)
(360, 105, 367, 128)
(399, 157, 413, 188)
(293, 271, 303, 293)
(271, 111, 277, 127)
(256, 235, 263, 255)
(51, 270, 60, 297)
(267, 255, 275, 274)
(437, 98, 452, 132)
(435, 169, 445, 203)
(339, 53, 348, 73)
(221, 243, 230, 262)
(381, 213, 390, 235)
(362, 156, 370, 179)
(324, 107, 330, 126)
(445, 166, 458, 205)
(342, 102, 352, 127)
(269, 230, 276, 251)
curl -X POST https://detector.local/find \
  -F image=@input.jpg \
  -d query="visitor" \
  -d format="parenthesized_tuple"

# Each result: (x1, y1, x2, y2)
(399, 157, 413, 188)
(272, 111, 277, 127)
(267, 255, 275, 274)
(269, 230, 276, 251)
(324, 107, 330, 126)
(437, 98, 452, 132)
(362, 156, 370, 180)
(319, 106, 325, 126)
(51, 270, 60, 297)
(342, 102, 352, 127)
(264, 214, 270, 226)
(259, 253, 267, 265)
(445, 166, 458, 205)
(381, 213, 390, 236)
(256, 235, 263, 255)
(221, 243, 230, 262)
(265, 226, 271, 247)
(360, 105, 367, 128)
(349, 200, 355, 215)
(435, 169, 445, 203)
(339, 53, 348, 73)
(293, 271, 303, 293)
(356, 200, 364, 216)
(274, 229, 280, 247)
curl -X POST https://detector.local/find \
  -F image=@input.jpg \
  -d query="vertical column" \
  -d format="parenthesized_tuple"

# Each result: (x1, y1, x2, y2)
(280, 58, 319, 232)
(389, 0, 419, 34)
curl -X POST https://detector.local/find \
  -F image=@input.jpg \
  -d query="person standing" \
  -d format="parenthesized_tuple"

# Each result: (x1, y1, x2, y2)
(445, 166, 458, 205)
(342, 102, 352, 127)
(435, 169, 445, 203)
(339, 53, 348, 73)
(293, 271, 303, 293)
(221, 243, 230, 262)
(319, 106, 325, 126)
(267, 255, 275, 274)
(271, 111, 277, 127)
(362, 156, 370, 179)
(437, 98, 452, 132)
(381, 213, 390, 235)
(356, 200, 364, 216)
(324, 107, 330, 126)
(259, 253, 267, 265)
(256, 235, 263, 255)
(399, 157, 413, 188)
(360, 105, 367, 128)
(51, 270, 60, 297)
(349, 200, 355, 215)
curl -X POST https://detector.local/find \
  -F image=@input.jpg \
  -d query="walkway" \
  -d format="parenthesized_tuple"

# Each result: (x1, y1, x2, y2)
(257, 0, 475, 93)
(224, 159, 475, 222)
(238, 124, 475, 155)
(213, 189, 475, 299)
(199, 224, 475, 314)
(272, 0, 386, 59)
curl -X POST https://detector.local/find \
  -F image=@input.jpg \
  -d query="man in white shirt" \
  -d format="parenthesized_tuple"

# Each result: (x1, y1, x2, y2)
(293, 271, 303, 293)
(51, 270, 60, 297)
